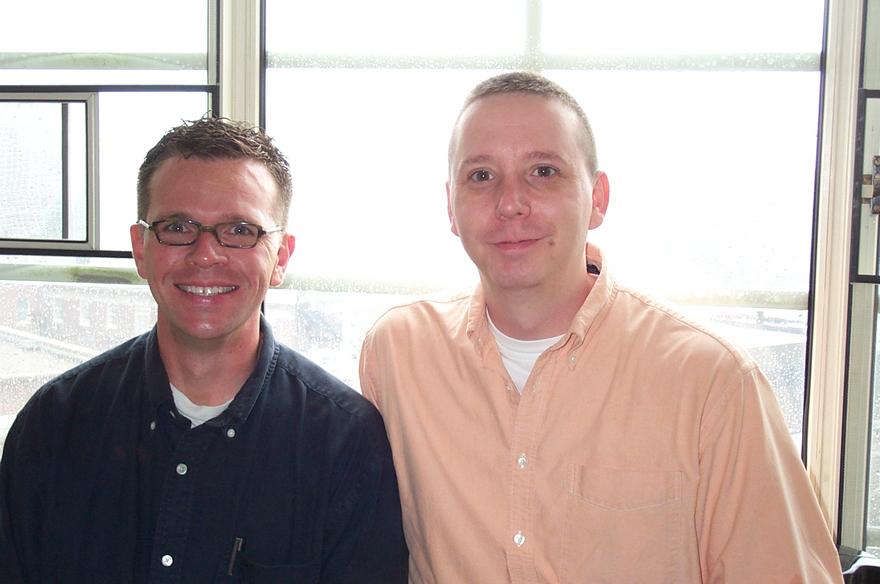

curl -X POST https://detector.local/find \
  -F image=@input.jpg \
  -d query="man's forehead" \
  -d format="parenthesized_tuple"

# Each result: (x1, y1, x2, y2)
(454, 94, 580, 147)
(453, 95, 580, 150)
(461, 92, 573, 121)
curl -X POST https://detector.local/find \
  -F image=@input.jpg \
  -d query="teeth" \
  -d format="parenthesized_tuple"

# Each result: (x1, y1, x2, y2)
(178, 285, 236, 297)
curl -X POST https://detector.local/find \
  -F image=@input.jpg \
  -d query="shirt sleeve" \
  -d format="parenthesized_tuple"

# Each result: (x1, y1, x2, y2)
(0, 399, 48, 584)
(695, 366, 843, 583)
(358, 329, 382, 411)
(319, 407, 408, 583)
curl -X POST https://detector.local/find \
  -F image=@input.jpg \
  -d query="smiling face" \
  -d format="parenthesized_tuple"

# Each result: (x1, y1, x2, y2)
(130, 156, 294, 350)
(447, 93, 608, 298)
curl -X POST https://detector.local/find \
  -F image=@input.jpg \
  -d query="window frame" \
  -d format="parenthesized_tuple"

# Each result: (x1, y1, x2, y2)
(0, 91, 97, 252)
(837, 0, 880, 554)
(0, 0, 224, 257)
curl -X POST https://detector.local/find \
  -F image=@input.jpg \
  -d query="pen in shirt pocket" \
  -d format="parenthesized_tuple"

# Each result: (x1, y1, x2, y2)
(227, 536, 245, 576)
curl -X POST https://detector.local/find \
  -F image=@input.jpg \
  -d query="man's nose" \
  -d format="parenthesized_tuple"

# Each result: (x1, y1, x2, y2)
(495, 179, 531, 219)
(185, 230, 228, 267)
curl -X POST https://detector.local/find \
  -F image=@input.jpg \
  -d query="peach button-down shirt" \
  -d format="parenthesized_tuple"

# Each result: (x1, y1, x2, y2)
(360, 247, 842, 583)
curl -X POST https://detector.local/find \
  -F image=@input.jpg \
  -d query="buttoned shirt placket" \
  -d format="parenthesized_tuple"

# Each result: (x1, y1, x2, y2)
(477, 326, 565, 584)
(147, 409, 215, 583)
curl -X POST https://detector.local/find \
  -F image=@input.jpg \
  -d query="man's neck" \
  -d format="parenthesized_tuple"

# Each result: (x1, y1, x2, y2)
(156, 324, 261, 407)
(484, 274, 595, 341)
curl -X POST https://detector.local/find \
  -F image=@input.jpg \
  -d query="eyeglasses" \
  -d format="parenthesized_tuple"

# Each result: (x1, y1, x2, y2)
(137, 218, 282, 249)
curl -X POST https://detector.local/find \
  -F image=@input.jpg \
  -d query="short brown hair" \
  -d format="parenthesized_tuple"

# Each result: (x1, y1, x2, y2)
(137, 117, 293, 227)
(449, 71, 598, 175)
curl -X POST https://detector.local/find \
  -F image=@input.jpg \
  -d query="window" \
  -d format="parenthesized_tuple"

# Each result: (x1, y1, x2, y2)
(0, 0, 219, 448)
(264, 0, 824, 442)
(0, 0, 211, 86)
(841, 0, 880, 556)
(0, 0, 218, 251)
(0, 98, 90, 248)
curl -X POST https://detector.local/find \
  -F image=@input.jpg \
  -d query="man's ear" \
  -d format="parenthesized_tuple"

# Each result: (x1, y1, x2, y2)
(447, 181, 460, 237)
(130, 223, 149, 280)
(270, 233, 295, 287)
(588, 171, 610, 230)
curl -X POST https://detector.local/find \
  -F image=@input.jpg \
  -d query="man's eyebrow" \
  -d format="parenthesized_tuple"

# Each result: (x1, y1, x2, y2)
(524, 150, 569, 164)
(152, 213, 254, 224)
(459, 151, 570, 167)
(150, 212, 189, 221)
(458, 154, 494, 168)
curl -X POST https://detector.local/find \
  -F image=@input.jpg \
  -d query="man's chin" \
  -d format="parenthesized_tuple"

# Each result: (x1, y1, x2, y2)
(481, 269, 544, 293)
(157, 317, 250, 345)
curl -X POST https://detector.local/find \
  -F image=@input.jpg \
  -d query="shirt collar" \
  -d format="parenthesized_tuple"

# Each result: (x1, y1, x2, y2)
(465, 244, 615, 352)
(567, 244, 614, 345)
(144, 316, 279, 427)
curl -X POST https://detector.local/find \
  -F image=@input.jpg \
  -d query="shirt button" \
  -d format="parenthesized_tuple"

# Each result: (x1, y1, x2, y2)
(176, 463, 188, 476)
(161, 554, 174, 567)
(517, 453, 528, 469)
(513, 531, 526, 547)
(569, 354, 577, 364)
(149, 420, 156, 431)
(505, 383, 513, 392)
(226, 427, 236, 439)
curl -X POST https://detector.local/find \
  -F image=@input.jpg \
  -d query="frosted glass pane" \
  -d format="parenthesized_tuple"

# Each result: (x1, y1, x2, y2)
(0, 101, 87, 242)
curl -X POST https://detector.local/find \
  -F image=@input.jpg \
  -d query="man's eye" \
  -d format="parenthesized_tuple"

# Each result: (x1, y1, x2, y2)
(469, 169, 494, 182)
(162, 221, 192, 233)
(532, 166, 558, 178)
(229, 223, 258, 237)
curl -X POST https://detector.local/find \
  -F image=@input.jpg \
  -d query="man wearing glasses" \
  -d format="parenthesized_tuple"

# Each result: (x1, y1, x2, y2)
(0, 117, 407, 582)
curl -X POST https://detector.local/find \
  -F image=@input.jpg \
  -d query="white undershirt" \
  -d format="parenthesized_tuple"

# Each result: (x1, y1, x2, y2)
(487, 312, 564, 393)
(170, 383, 233, 427)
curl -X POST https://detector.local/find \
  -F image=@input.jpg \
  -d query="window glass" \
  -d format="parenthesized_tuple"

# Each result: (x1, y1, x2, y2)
(0, 91, 212, 252)
(0, 0, 215, 440)
(857, 98, 880, 278)
(557, 70, 819, 297)
(0, 101, 87, 242)
(97, 91, 214, 251)
(0, 0, 209, 85)
(542, 0, 824, 55)
(264, 1, 823, 447)
(265, 287, 420, 388)
(267, 0, 526, 58)
(679, 306, 807, 441)
(871, 318, 880, 554)
(0, 256, 151, 450)
(265, 69, 481, 286)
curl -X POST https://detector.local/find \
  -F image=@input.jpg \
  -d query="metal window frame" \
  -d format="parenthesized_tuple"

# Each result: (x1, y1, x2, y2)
(0, 0, 223, 258)
(838, 0, 880, 553)
(0, 85, 220, 258)
(0, 92, 98, 253)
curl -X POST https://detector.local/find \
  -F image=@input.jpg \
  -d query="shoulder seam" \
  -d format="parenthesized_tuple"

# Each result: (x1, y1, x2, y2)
(614, 284, 758, 370)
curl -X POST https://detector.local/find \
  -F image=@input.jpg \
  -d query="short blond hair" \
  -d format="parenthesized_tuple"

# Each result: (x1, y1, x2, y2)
(449, 71, 598, 176)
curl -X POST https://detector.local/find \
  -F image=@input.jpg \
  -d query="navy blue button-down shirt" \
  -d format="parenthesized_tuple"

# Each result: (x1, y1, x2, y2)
(0, 319, 407, 583)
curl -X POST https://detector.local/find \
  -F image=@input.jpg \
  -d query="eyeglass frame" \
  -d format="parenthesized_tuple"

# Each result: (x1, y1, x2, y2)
(136, 217, 283, 249)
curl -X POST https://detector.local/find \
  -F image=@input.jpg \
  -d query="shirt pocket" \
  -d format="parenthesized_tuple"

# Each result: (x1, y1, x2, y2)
(561, 465, 682, 584)
(236, 555, 321, 584)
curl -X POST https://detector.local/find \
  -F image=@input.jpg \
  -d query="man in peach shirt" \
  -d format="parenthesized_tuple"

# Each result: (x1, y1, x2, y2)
(360, 72, 843, 582)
